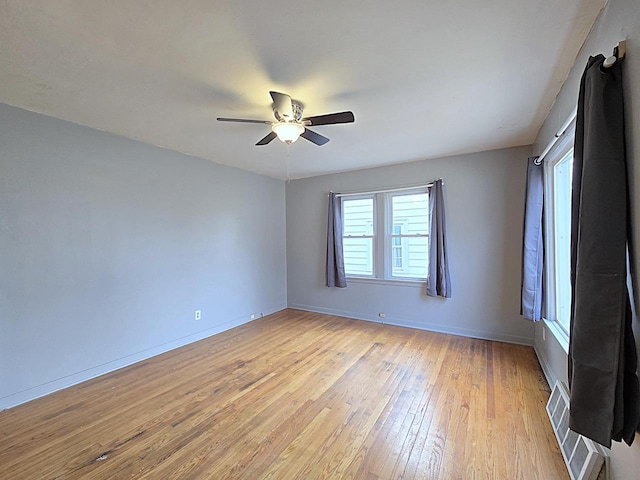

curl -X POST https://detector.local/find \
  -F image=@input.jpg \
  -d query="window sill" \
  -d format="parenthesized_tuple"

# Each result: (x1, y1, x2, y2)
(346, 276, 426, 288)
(542, 318, 570, 354)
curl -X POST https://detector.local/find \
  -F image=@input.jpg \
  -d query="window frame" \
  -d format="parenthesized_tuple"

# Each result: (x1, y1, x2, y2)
(341, 194, 377, 278)
(385, 190, 430, 280)
(542, 122, 575, 348)
(341, 186, 430, 283)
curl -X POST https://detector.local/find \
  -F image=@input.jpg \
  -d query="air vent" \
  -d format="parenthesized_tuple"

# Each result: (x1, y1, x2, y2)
(546, 381, 609, 480)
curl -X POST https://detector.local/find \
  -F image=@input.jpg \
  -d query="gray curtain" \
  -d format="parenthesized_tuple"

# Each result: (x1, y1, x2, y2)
(426, 179, 451, 297)
(568, 54, 640, 447)
(326, 192, 347, 287)
(520, 157, 544, 321)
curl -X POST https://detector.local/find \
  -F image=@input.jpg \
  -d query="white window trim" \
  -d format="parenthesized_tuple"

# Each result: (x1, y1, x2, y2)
(346, 277, 426, 288)
(342, 193, 377, 278)
(542, 121, 575, 351)
(543, 317, 570, 353)
(384, 190, 429, 280)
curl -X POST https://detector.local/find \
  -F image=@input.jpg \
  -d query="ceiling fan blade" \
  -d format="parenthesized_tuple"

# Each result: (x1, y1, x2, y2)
(270, 91, 293, 119)
(302, 111, 355, 126)
(300, 128, 330, 146)
(217, 117, 272, 124)
(256, 131, 277, 146)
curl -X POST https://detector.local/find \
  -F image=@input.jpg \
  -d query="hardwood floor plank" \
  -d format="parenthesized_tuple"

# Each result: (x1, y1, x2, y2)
(0, 309, 568, 479)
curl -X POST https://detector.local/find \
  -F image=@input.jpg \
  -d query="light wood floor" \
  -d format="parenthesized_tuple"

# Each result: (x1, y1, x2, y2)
(0, 309, 567, 479)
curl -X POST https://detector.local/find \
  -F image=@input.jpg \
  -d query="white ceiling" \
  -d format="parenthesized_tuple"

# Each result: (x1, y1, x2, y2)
(0, 1, 605, 180)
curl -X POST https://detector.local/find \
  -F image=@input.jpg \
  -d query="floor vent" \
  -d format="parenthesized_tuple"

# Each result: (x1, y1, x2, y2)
(546, 381, 609, 480)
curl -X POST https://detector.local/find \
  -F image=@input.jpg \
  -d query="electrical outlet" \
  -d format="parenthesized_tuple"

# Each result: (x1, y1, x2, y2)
(378, 312, 385, 318)
(542, 326, 546, 341)
(250, 313, 256, 320)
(195, 310, 201, 321)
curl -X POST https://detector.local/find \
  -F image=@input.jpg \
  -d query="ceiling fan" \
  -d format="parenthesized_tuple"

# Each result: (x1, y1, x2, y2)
(217, 91, 355, 146)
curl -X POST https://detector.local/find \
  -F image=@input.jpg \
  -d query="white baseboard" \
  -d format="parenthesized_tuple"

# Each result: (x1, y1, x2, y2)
(289, 303, 534, 346)
(533, 319, 568, 390)
(534, 343, 558, 389)
(0, 304, 286, 411)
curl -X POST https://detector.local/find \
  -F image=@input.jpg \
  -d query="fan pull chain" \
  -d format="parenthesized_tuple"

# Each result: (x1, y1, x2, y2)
(286, 144, 291, 182)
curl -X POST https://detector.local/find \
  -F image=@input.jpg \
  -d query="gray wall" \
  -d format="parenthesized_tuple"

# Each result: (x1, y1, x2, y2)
(0, 103, 287, 409)
(286, 146, 535, 345)
(532, 0, 640, 476)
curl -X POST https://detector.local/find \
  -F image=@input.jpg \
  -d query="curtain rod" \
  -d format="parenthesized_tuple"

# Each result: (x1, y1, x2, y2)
(329, 180, 442, 198)
(534, 109, 577, 165)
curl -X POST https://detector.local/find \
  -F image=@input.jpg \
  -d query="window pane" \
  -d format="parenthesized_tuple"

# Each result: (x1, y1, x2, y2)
(343, 197, 374, 276)
(343, 198, 374, 236)
(554, 152, 573, 332)
(392, 193, 428, 234)
(343, 237, 373, 275)
(390, 192, 428, 279)
(391, 236, 428, 278)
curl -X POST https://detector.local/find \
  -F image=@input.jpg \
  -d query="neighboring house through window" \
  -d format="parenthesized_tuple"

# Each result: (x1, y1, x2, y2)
(391, 224, 403, 269)
(342, 196, 375, 276)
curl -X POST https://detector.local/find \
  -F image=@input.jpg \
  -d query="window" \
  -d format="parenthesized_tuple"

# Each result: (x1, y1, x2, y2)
(552, 151, 573, 332)
(389, 193, 429, 278)
(342, 197, 375, 276)
(543, 123, 575, 338)
(342, 188, 429, 281)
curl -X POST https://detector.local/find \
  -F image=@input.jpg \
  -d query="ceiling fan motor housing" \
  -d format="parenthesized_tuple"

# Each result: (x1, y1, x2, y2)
(274, 100, 304, 122)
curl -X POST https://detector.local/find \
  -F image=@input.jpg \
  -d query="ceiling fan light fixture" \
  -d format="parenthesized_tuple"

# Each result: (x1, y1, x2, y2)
(217, 91, 353, 146)
(272, 122, 305, 144)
